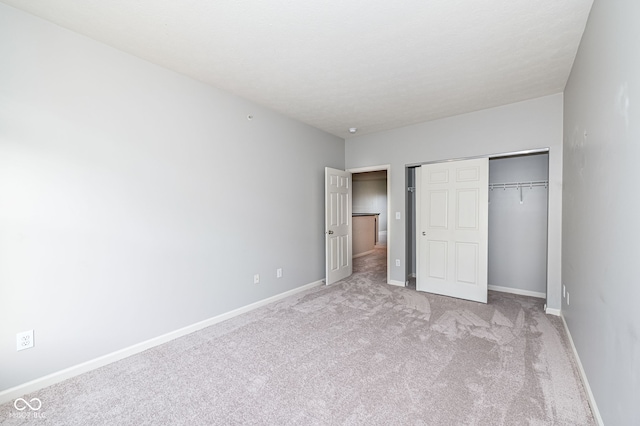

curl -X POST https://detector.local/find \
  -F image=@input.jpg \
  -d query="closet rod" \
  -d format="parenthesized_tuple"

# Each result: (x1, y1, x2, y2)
(489, 180, 548, 190)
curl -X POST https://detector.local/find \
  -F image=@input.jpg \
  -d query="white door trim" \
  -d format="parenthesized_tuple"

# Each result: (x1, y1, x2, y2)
(347, 164, 391, 285)
(406, 147, 549, 168)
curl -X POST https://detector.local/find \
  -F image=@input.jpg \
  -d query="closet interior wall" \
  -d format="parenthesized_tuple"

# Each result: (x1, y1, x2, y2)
(488, 153, 549, 296)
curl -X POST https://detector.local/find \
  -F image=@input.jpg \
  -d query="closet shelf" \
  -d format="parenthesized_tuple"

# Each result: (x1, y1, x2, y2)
(489, 180, 548, 190)
(489, 180, 548, 204)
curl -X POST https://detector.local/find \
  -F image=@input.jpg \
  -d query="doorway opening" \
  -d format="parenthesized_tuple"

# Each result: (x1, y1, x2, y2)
(406, 151, 550, 304)
(349, 166, 390, 283)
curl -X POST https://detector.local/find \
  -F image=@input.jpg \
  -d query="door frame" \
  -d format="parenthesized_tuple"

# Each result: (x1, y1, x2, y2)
(406, 148, 549, 168)
(347, 164, 391, 286)
(408, 147, 551, 306)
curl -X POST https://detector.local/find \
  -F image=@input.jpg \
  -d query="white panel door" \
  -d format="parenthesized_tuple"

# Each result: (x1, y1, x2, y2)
(325, 167, 352, 285)
(417, 158, 488, 303)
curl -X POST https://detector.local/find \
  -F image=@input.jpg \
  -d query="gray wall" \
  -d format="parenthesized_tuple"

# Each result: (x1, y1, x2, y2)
(346, 94, 563, 305)
(488, 154, 548, 295)
(0, 4, 344, 392)
(352, 175, 387, 232)
(563, 0, 640, 423)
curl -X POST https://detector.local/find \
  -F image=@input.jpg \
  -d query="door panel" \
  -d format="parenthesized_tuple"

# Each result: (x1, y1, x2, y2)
(417, 158, 488, 303)
(325, 167, 352, 285)
(456, 242, 478, 284)
(429, 169, 449, 184)
(429, 191, 448, 228)
(457, 189, 479, 229)
(427, 240, 447, 279)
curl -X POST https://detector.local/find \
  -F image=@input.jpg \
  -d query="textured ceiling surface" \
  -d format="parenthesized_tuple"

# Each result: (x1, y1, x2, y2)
(2, 0, 593, 138)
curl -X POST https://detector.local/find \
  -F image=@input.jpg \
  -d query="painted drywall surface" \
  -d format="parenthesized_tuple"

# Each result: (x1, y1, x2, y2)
(563, 0, 640, 423)
(345, 93, 563, 309)
(488, 155, 548, 294)
(0, 4, 344, 391)
(352, 179, 387, 232)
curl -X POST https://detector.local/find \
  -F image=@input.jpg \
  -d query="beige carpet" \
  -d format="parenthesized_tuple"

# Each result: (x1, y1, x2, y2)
(1, 248, 594, 425)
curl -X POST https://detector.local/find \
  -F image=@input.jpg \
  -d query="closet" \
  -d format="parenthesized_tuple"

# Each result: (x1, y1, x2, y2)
(407, 152, 549, 300)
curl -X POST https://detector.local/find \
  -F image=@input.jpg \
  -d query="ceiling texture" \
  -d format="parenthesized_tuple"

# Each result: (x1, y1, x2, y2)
(2, 0, 593, 138)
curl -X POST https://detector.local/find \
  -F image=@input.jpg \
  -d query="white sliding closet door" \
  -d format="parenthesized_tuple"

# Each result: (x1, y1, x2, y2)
(417, 158, 488, 303)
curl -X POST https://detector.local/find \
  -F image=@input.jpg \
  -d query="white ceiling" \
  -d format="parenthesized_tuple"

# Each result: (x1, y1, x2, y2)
(2, 0, 593, 138)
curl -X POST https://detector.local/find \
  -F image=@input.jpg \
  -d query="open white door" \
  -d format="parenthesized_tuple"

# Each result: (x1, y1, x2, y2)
(325, 167, 352, 285)
(417, 158, 488, 303)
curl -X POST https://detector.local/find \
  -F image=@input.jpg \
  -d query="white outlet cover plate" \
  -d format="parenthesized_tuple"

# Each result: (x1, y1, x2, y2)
(16, 330, 34, 351)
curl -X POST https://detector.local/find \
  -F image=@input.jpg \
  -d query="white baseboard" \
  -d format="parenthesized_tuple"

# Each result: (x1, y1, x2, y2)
(388, 279, 405, 287)
(545, 307, 561, 316)
(560, 314, 604, 425)
(0, 279, 324, 405)
(488, 285, 546, 299)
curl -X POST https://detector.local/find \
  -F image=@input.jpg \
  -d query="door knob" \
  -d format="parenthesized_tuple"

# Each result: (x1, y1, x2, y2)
(422, 231, 426, 236)
(327, 230, 334, 234)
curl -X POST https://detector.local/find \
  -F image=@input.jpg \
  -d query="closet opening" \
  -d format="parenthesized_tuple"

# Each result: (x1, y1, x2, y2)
(406, 151, 549, 304)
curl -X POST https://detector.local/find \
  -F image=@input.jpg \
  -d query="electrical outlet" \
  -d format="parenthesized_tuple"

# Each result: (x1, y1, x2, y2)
(276, 268, 283, 278)
(254, 274, 260, 284)
(395, 259, 401, 267)
(16, 330, 34, 351)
